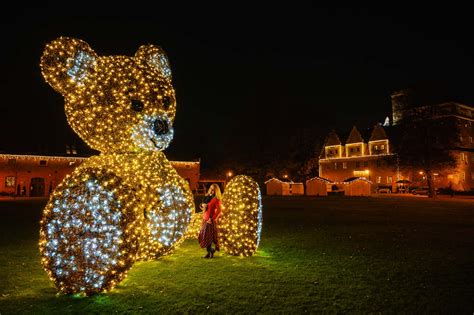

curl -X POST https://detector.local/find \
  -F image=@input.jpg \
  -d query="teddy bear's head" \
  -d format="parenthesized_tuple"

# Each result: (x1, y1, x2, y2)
(40, 37, 176, 153)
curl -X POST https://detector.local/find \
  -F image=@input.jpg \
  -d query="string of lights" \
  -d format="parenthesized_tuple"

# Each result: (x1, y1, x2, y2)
(40, 37, 176, 154)
(39, 37, 194, 295)
(220, 176, 262, 257)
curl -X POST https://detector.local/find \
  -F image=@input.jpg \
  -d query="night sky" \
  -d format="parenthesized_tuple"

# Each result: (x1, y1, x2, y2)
(1, 3, 473, 173)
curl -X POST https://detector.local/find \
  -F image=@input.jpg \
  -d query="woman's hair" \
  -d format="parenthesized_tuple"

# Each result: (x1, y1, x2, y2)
(210, 183, 222, 200)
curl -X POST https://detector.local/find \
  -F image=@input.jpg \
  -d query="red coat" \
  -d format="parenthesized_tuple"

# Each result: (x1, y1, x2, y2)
(202, 197, 222, 222)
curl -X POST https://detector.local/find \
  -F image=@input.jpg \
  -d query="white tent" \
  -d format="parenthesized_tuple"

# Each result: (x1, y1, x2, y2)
(306, 176, 331, 196)
(265, 178, 304, 195)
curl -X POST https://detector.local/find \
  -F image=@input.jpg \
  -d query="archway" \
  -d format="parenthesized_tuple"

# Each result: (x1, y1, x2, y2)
(30, 178, 45, 197)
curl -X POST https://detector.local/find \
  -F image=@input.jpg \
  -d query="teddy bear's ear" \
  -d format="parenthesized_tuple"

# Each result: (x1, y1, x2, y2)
(40, 37, 98, 95)
(135, 44, 172, 80)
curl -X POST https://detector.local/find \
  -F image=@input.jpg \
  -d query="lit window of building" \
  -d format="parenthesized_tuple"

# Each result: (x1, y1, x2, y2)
(5, 176, 15, 187)
(343, 162, 347, 169)
(387, 176, 392, 184)
(376, 176, 382, 183)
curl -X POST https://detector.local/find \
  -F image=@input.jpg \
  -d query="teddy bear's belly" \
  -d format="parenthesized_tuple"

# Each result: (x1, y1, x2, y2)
(80, 152, 195, 259)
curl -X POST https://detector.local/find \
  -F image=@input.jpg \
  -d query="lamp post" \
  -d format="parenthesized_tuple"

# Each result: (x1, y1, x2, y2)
(226, 171, 233, 186)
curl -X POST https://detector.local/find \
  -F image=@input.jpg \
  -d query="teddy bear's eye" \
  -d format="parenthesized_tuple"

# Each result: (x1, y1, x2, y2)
(162, 96, 172, 110)
(131, 99, 144, 112)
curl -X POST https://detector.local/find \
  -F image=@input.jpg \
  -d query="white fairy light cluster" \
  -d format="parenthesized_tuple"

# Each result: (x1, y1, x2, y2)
(131, 114, 174, 151)
(40, 171, 139, 295)
(140, 184, 193, 258)
(148, 52, 172, 79)
(67, 51, 96, 83)
(220, 175, 263, 257)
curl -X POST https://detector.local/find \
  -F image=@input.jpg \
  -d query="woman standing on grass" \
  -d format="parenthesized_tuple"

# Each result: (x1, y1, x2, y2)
(198, 184, 222, 258)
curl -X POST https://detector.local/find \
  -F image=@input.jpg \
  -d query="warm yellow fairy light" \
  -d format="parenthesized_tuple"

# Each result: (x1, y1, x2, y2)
(40, 37, 176, 153)
(184, 212, 203, 239)
(220, 176, 262, 257)
(39, 37, 194, 295)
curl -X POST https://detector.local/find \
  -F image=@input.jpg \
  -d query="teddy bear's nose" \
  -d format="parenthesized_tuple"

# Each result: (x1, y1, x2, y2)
(153, 117, 170, 136)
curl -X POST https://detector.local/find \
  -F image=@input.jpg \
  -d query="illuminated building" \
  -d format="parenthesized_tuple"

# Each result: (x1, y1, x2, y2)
(319, 125, 398, 192)
(319, 91, 474, 191)
(0, 153, 200, 197)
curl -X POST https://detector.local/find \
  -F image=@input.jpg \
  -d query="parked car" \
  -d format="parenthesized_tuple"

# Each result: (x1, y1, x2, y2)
(377, 186, 392, 193)
(411, 186, 439, 195)
(328, 184, 345, 196)
(411, 186, 429, 195)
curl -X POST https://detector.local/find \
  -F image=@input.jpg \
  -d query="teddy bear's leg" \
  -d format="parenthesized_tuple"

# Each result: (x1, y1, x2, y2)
(139, 176, 194, 259)
(39, 168, 139, 295)
(219, 175, 263, 257)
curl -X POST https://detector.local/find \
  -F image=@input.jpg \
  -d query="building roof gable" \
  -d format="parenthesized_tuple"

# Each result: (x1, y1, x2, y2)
(346, 126, 364, 144)
(369, 124, 388, 141)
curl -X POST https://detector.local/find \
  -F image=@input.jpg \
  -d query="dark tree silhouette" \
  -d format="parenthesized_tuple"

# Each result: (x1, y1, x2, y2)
(394, 105, 460, 198)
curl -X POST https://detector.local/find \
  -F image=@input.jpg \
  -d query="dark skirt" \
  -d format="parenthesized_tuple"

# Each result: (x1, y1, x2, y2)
(198, 220, 220, 251)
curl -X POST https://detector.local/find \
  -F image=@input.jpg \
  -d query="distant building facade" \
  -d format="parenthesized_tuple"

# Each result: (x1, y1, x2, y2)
(0, 154, 200, 197)
(319, 125, 400, 192)
(319, 92, 474, 191)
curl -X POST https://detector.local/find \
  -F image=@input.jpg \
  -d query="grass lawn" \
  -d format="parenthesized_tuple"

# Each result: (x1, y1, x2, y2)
(0, 196, 473, 313)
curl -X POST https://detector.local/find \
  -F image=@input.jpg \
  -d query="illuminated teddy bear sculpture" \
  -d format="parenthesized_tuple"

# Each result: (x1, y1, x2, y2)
(39, 37, 195, 294)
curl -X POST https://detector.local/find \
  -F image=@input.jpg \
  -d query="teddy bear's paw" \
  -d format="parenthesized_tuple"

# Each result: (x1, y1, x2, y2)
(138, 182, 194, 260)
(39, 168, 139, 295)
(219, 175, 263, 257)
